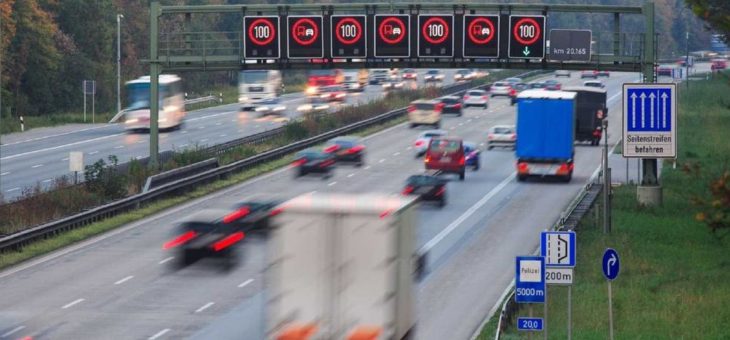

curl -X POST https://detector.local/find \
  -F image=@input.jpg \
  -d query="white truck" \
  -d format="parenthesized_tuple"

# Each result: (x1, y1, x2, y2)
(266, 193, 418, 340)
(239, 70, 284, 113)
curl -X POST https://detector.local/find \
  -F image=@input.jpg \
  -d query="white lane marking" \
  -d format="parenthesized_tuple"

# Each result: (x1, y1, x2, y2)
(0, 133, 124, 161)
(31, 164, 44, 168)
(61, 157, 69, 161)
(114, 145, 125, 149)
(215, 122, 222, 126)
(198, 126, 205, 130)
(200, 139, 209, 143)
(195, 302, 215, 313)
(347, 173, 354, 178)
(136, 140, 144, 144)
(467, 119, 472, 123)
(181, 130, 188, 134)
(393, 152, 400, 156)
(379, 159, 385, 163)
(479, 142, 485, 147)
(6, 188, 19, 193)
(238, 129, 244, 133)
(42, 179, 52, 183)
(406, 146, 412, 150)
(62, 298, 85, 309)
(1, 325, 26, 338)
(0, 125, 113, 147)
(254, 125, 260, 128)
(364, 166, 371, 170)
(159, 257, 174, 265)
(458, 123, 464, 126)
(238, 279, 254, 288)
(220, 134, 227, 137)
(89, 151, 99, 155)
(148, 328, 170, 340)
(0, 172, 9, 176)
(231, 119, 236, 122)
(114, 275, 134, 285)
(421, 173, 516, 251)
(328, 181, 337, 186)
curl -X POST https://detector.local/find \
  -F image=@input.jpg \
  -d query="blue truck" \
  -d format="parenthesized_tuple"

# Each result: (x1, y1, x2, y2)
(515, 90, 577, 182)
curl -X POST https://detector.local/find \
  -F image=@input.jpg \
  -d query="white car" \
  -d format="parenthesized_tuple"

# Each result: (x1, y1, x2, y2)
(555, 70, 571, 78)
(487, 125, 516, 150)
(490, 81, 512, 97)
(462, 90, 489, 109)
(454, 69, 475, 81)
(583, 80, 605, 88)
(424, 70, 445, 82)
(382, 79, 405, 90)
(413, 130, 447, 157)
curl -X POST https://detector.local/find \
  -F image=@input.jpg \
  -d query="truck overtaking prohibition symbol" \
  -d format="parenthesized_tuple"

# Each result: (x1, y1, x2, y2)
(291, 17, 319, 45)
(468, 17, 495, 44)
(379, 16, 406, 44)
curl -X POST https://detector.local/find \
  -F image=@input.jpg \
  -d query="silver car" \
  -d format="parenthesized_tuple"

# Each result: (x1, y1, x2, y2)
(463, 90, 489, 109)
(487, 125, 516, 150)
(413, 130, 448, 156)
(490, 81, 512, 97)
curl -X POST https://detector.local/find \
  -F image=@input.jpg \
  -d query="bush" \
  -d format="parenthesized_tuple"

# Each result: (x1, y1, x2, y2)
(84, 155, 127, 199)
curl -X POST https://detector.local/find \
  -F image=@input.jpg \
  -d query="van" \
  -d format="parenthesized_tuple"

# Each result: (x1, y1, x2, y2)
(424, 137, 466, 180)
(343, 69, 368, 92)
(407, 99, 442, 128)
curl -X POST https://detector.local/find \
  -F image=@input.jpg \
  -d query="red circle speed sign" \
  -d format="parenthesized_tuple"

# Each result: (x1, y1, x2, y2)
(291, 18, 319, 46)
(467, 17, 495, 45)
(378, 17, 406, 45)
(335, 17, 363, 45)
(512, 17, 541, 45)
(248, 18, 276, 46)
(421, 17, 449, 45)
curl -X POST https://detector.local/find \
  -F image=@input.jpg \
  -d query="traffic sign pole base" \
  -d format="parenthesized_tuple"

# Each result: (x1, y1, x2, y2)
(637, 185, 662, 206)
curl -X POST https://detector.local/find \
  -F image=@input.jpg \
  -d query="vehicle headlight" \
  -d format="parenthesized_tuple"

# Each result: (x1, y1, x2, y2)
(306, 87, 318, 95)
(273, 105, 286, 112)
(239, 96, 249, 102)
(255, 106, 269, 112)
(297, 104, 313, 112)
(125, 118, 138, 124)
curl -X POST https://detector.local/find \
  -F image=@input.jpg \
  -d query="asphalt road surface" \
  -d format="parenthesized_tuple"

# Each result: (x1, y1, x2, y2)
(0, 69, 460, 200)
(0, 70, 641, 340)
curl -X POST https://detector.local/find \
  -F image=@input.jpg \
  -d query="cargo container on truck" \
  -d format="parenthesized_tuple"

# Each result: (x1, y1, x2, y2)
(239, 70, 283, 112)
(266, 193, 418, 340)
(562, 86, 607, 146)
(515, 90, 576, 182)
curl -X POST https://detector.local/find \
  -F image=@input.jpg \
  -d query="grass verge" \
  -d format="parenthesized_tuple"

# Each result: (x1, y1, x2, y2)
(483, 71, 730, 339)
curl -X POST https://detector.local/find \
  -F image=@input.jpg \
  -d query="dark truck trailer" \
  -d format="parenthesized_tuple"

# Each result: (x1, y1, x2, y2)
(563, 86, 607, 146)
(515, 90, 576, 182)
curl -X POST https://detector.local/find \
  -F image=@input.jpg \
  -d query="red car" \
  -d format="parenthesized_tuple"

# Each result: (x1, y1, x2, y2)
(424, 137, 466, 180)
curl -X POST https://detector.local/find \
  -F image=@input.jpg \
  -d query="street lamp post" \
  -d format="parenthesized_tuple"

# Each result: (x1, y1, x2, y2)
(117, 14, 124, 115)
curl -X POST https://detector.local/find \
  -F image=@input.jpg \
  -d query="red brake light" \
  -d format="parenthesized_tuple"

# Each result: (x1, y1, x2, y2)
(292, 159, 306, 167)
(556, 163, 574, 175)
(517, 162, 529, 173)
(482, 96, 488, 100)
(269, 207, 284, 217)
(435, 103, 444, 113)
(464, 95, 470, 100)
(324, 145, 339, 153)
(454, 103, 462, 109)
(424, 155, 431, 163)
(402, 186, 414, 195)
(212, 231, 245, 252)
(488, 134, 494, 140)
(458, 155, 465, 166)
(223, 207, 251, 224)
(163, 231, 197, 250)
(510, 133, 516, 140)
(348, 145, 365, 153)
(435, 186, 446, 196)
(319, 160, 334, 168)
(408, 105, 416, 113)
(415, 140, 424, 147)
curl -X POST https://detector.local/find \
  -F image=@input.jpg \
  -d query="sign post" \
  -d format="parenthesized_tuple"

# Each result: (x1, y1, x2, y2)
(82, 80, 96, 123)
(374, 15, 410, 58)
(541, 231, 576, 340)
(69, 151, 84, 184)
(602, 248, 620, 340)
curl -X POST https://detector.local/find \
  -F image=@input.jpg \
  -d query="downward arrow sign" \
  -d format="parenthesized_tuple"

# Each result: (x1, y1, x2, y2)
(523, 46, 531, 56)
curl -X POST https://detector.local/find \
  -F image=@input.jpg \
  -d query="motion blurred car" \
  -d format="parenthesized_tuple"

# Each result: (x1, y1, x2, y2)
(543, 79, 562, 91)
(463, 142, 481, 170)
(401, 68, 418, 80)
(454, 69, 475, 81)
(463, 89, 489, 109)
(324, 136, 365, 166)
(297, 96, 331, 113)
(424, 70, 445, 82)
(413, 129, 447, 157)
(505, 77, 523, 85)
(509, 83, 529, 106)
(580, 70, 599, 79)
(319, 85, 347, 102)
(425, 137, 466, 180)
(597, 70, 610, 77)
(490, 81, 512, 97)
(291, 148, 336, 179)
(402, 174, 447, 207)
(438, 96, 463, 116)
(656, 65, 674, 76)
(382, 79, 406, 90)
(554, 70, 571, 78)
(487, 125, 516, 150)
(246, 98, 287, 117)
(408, 99, 443, 129)
(583, 80, 605, 88)
(163, 209, 246, 269)
(369, 69, 390, 84)
(528, 81, 547, 89)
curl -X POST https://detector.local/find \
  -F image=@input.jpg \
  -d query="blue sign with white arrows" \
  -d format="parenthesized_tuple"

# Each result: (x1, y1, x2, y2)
(622, 83, 677, 158)
(602, 248, 620, 280)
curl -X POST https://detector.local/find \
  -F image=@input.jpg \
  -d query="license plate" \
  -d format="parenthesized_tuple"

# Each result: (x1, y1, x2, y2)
(441, 157, 451, 162)
(530, 164, 554, 175)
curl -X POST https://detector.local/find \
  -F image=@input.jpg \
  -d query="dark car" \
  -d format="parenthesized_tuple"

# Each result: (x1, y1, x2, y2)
(324, 136, 366, 166)
(292, 148, 336, 179)
(439, 96, 463, 116)
(509, 83, 529, 106)
(163, 209, 246, 269)
(402, 174, 447, 207)
(224, 200, 281, 233)
(463, 142, 481, 170)
(528, 81, 547, 89)
(543, 79, 562, 91)
(425, 137, 466, 180)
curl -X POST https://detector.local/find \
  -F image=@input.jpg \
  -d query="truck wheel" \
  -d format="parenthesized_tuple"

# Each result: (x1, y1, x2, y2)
(459, 170, 465, 181)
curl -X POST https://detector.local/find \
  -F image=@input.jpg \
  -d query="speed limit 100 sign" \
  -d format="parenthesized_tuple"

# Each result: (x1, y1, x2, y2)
(418, 15, 454, 57)
(244, 16, 280, 59)
(331, 15, 367, 58)
(508, 15, 546, 59)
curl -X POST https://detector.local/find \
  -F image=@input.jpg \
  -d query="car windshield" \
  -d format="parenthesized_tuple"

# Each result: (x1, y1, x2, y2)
(297, 151, 325, 159)
(441, 97, 459, 104)
(506, 78, 521, 83)
(585, 82, 601, 87)
(403, 69, 415, 73)
(493, 127, 514, 134)
(415, 103, 435, 110)
(423, 131, 445, 138)
(467, 91, 485, 96)
(464, 144, 475, 152)
(427, 70, 439, 74)
(310, 70, 337, 76)
(407, 175, 443, 186)
(493, 82, 508, 87)
(331, 139, 356, 148)
(240, 71, 269, 83)
(429, 139, 461, 152)
(126, 83, 169, 110)
(457, 70, 469, 74)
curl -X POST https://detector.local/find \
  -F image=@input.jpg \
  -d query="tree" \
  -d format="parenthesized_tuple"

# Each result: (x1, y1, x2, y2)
(685, 0, 730, 42)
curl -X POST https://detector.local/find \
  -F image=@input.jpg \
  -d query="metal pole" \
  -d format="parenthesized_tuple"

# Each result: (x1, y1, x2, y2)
(608, 281, 614, 340)
(83, 91, 87, 122)
(528, 304, 533, 340)
(544, 289, 548, 340)
(638, 1, 661, 205)
(92, 85, 95, 124)
(117, 14, 123, 115)
(567, 286, 572, 340)
(149, 2, 161, 169)
(1, 13, 3, 193)
(685, 30, 689, 89)
(603, 119, 609, 234)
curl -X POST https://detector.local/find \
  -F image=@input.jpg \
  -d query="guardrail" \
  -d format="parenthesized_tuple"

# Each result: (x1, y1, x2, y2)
(142, 158, 219, 193)
(0, 70, 546, 253)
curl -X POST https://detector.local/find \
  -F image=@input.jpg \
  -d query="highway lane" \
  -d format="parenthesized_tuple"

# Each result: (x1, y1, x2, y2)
(0, 69, 461, 200)
(0, 71, 634, 340)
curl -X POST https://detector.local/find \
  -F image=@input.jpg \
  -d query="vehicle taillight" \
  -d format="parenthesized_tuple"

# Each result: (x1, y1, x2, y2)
(223, 207, 251, 224)
(593, 129, 602, 137)
(407, 105, 416, 113)
(324, 145, 339, 153)
(415, 140, 424, 147)
(556, 163, 574, 175)
(458, 155, 465, 166)
(435, 103, 444, 113)
(163, 231, 197, 250)
(348, 145, 365, 153)
(269, 207, 284, 217)
(453, 103, 462, 109)
(517, 162, 529, 174)
(464, 95, 470, 100)
(482, 96, 488, 100)
(212, 231, 245, 252)
(435, 186, 445, 196)
(424, 155, 431, 163)
(488, 134, 494, 140)
(402, 186, 414, 195)
(319, 160, 334, 168)
(292, 159, 306, 167)
(510, 134, 517, 140)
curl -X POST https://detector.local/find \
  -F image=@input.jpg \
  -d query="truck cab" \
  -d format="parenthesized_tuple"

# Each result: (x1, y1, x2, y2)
(238, 70, 282, 111)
